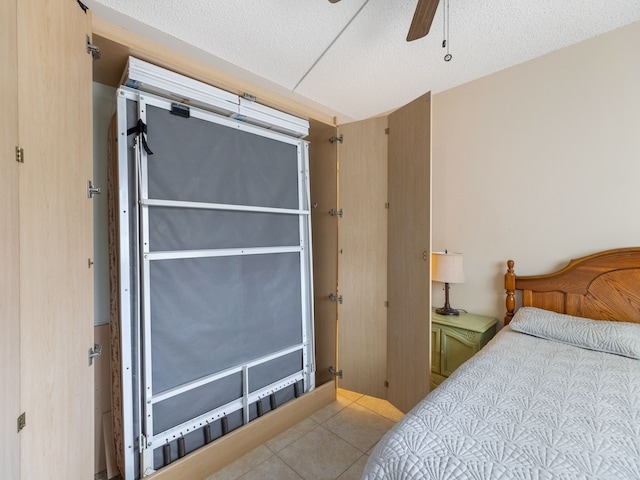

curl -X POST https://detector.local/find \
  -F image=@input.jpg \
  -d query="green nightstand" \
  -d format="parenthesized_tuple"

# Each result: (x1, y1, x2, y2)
(431, 308, 497, 389)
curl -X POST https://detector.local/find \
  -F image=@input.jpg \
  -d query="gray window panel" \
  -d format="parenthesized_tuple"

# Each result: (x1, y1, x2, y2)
(248, 351, 303, 392)
(148, 207, 300, 251)
(149, 253, 303, 393)
(152, 372, 242, 433)
(145, 105, 299, 209)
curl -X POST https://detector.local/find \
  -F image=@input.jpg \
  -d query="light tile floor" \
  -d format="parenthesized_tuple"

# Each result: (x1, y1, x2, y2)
(206, 389, 404, 480)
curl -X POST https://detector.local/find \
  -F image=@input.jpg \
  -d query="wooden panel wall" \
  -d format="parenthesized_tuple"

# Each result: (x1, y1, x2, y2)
(386, 93, 432, 413)
(17, 1, 94, 478)
(0, 0, 20, 477)
(337, 117, 389, 399)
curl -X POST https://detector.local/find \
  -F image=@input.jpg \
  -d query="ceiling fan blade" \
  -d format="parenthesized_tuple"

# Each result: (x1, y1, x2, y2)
(407, 0, 440, 41)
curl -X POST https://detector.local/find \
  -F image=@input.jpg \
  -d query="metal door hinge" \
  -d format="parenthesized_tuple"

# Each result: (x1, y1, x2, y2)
(86, 36, 101, 61)
(329, 134, 343, 144)
(15, 146, 24, 163)
(77, 0, 88, 13)
(88, 343, 102, 366)
(17, 412, 26, 432)
(88, 180, 101, 198)
(329, 366, 343, 379)
(385, 128, 389, 135)
(385, 202, 390, 209)
(329, 293, 343, 304)
(384, 301, 389, 308)
(384, 380, 389, 388)
(329, 208, 343, 217)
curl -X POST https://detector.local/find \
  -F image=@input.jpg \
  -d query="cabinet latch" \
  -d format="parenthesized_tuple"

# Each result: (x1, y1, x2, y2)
(328, 366, 343, 378)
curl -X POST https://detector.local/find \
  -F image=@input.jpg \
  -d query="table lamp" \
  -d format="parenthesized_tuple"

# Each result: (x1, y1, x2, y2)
(432, 251, 465, 316)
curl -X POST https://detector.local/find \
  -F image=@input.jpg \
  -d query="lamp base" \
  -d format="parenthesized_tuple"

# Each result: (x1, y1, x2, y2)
(436, 305, 460, 316)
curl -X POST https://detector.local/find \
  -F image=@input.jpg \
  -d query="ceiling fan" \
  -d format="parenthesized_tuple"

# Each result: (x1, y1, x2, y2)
(329, 0, 440, 42)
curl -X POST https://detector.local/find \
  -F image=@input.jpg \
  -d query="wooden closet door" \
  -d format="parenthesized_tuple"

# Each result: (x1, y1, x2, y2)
(308, 121, 339, 387)
(387, 93, 432, 413)
(17, 1, 94, 478)
(336, 117, 389, 399)
(0, 0, 20, 477)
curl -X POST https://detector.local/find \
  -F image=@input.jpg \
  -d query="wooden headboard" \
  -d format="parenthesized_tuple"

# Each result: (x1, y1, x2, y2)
(505, 247, 640, 325)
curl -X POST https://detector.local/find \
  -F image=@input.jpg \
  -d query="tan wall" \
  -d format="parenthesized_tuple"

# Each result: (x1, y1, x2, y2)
(432, 22, 640, 325)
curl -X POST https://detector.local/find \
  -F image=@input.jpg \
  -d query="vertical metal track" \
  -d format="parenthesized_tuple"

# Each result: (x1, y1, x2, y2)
(116, 91, 136, 480)
(138, 95, 155, 477)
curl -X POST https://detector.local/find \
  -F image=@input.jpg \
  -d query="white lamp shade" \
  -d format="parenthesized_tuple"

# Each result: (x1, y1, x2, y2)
(432, 252, 465, 284)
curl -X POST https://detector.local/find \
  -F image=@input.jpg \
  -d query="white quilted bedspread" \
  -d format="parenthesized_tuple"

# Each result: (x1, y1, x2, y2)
(362, 328, 640, 480)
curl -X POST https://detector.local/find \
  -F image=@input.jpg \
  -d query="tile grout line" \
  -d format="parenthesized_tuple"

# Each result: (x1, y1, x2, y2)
(228, 392, 400, 480)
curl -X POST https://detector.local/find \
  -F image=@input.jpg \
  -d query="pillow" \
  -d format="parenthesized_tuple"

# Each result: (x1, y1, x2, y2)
(510, 307, 640, 360)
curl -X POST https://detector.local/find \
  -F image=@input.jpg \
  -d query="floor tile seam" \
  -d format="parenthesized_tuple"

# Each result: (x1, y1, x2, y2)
(337, 390, 365, 402)
(267, 420, 322, 454)
(316, 405, 350, 426)
(336, 395, 359, 406)
(273, 446, 317, 480)
(341, 401, 393, 426)
(334, 450, 368, 480)
(320, 419, 381, 455)
(270, 421, 328, 473)
(352, 399, 402, 423)
(237, 448, 277, 479)
(240, 454, 305, 480)
(329, 429, 376, 455)
(274, 444, 367, 480)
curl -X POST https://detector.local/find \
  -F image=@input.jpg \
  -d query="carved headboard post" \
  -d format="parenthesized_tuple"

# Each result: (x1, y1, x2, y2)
(505, 260, 516, 325)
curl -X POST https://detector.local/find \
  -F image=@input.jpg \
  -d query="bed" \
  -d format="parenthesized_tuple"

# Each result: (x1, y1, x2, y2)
(362, 247, 640, 480)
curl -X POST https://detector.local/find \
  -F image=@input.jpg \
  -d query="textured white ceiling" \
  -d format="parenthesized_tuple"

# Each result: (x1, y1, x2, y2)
(87, 0, 640, 122)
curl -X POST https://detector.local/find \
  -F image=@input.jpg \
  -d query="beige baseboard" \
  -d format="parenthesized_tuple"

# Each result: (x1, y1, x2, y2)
(146, 381, 336, 480)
